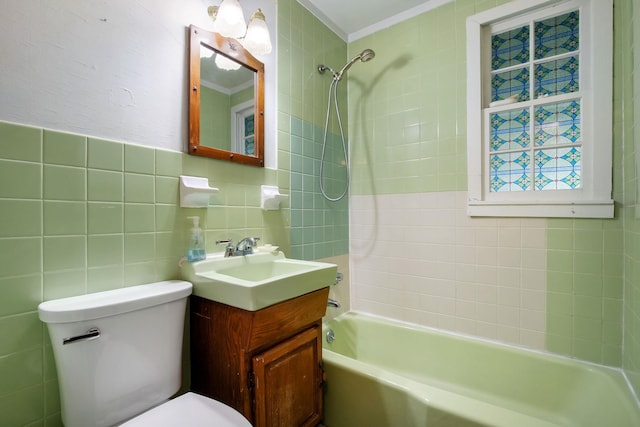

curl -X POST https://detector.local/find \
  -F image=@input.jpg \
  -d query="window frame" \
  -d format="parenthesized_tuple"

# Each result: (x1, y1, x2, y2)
(466, 0, 613, 218)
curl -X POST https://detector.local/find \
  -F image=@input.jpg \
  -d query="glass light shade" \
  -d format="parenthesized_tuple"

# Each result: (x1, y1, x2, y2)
(215, 53, 242, 71)
(213, 0, 246, 39)
(243, 9, 272, 55)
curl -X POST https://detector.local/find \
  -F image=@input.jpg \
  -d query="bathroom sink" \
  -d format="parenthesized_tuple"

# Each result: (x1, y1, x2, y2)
(180, 251, 337, 311)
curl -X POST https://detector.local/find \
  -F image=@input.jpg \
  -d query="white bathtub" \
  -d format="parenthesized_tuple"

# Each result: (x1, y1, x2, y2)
(322, 312, 640, 427)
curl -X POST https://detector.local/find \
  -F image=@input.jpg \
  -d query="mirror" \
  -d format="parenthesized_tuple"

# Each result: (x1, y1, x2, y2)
(189, 25, 264, 166)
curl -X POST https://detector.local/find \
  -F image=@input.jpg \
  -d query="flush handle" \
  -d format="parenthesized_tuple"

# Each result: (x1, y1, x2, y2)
(63, 327, 101, 345)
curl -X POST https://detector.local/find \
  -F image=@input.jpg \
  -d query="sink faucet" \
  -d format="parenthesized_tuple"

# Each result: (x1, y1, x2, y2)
(236, 237, 260, 255)
(217, 237, 260, 257)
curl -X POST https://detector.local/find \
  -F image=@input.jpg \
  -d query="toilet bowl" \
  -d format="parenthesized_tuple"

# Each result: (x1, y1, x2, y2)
(38, 280, 250, 427)
(120, 392, 250, 427)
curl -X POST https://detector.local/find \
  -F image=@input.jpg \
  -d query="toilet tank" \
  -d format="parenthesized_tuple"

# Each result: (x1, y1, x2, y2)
(38, 280, 193, 427)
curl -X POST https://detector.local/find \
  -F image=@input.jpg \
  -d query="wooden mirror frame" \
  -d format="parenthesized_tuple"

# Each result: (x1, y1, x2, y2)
(189, 25, 265, 167)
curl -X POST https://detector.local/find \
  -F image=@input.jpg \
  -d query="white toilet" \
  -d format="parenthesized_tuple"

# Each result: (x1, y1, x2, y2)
(38, 280, 251, 427)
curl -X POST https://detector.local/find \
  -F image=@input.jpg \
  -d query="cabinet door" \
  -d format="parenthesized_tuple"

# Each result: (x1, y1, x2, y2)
(252, 327, 323, 427)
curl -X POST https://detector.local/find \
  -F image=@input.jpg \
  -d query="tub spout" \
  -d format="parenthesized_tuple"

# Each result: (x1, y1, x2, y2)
(327, 298, 340, 308)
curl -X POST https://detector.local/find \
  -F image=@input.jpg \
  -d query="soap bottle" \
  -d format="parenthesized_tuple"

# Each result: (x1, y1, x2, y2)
(187, 216, 206, 262)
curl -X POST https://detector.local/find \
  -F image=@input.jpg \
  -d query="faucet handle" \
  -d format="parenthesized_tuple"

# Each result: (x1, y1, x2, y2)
(216, 239, 234, 257)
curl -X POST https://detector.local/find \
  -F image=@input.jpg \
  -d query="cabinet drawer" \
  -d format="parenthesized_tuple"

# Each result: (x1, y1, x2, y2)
(248, 287, 329, 350)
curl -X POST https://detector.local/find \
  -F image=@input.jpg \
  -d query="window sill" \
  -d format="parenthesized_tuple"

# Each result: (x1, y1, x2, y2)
(467, 200, 614, 218)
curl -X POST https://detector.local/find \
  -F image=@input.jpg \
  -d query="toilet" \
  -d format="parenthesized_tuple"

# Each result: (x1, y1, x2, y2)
(38, 280, 251, 427)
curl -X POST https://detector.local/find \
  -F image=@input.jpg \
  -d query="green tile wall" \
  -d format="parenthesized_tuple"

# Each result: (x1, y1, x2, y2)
(621, 0, 640, 397)
(346, 0, 630, 366)
(278, 0, 349, 260)
(0, 120, 286, 426)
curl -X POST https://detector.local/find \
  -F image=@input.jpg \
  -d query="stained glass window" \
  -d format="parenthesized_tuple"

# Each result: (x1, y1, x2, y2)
(488, 9, 581, 193)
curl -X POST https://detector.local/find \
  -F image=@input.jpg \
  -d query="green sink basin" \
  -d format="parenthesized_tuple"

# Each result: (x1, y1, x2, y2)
(180, 251, 337, 311)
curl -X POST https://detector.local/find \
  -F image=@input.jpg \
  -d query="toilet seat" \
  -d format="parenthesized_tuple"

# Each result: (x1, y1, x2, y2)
(119, 392, 251, 427)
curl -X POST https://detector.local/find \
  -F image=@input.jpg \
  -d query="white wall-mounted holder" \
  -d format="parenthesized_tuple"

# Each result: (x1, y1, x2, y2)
(261, 185, 289, 210)
(179, 175, 219, 208)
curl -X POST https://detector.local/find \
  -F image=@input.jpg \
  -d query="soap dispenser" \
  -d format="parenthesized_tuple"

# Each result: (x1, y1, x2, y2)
(187, 216, 206, 262)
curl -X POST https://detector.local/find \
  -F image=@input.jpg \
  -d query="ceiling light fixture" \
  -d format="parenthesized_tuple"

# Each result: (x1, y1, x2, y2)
(207, 1, 272, 57)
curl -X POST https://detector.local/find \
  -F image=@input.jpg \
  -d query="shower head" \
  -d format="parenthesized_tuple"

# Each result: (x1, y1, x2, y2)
(359, 49, 376, 62)
(336, 48, 376, 80)
(318, 48, 376, 81)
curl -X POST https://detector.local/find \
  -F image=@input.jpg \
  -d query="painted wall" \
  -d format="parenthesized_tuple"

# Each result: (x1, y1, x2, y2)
(348, 0, 631, 372)
(0, 0, 277, 167)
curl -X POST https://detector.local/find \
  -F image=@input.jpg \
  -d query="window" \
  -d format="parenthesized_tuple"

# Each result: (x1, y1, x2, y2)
(466, 0, 613, 218)
(231, 100, 255, 156)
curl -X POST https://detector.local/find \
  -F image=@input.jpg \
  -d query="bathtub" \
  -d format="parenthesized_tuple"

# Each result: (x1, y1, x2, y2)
(322, 312, 640, 427)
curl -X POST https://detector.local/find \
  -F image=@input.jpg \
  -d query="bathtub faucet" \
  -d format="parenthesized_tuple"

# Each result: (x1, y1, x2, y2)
(327, 298, 340, 308)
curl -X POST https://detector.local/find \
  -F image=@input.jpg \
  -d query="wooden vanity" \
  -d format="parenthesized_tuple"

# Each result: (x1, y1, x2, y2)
(190, 287, 329, 427)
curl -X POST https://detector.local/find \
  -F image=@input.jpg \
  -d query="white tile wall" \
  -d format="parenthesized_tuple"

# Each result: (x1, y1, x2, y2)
(349, 191, 547, 350)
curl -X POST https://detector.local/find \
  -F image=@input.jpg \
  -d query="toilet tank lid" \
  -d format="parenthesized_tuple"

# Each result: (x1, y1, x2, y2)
(38, 280, 193, 323)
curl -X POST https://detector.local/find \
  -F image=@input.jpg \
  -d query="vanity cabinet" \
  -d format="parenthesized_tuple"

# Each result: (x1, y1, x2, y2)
(190, 287, 329, 427)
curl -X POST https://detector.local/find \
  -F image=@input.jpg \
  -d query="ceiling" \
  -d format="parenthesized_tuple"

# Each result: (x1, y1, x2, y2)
(296, 0, 452, 42)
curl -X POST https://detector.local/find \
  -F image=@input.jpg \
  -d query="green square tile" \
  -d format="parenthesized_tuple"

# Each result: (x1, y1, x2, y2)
(44, 379, 61, 417)
(603, 253, 623, 277)
(43, 345, 57, 381)
(547, 249, 574, 273)
(601, 344, 622, 367)
(547, 291, 573, 315)
(574, 295, 603, 318)
(0, 348, 42, 396)
(0, 312, 41, 356)
(155, 205, 180, 232)
(0, 122, 42, 162)
(44, 201, 86, 236)
(547, 228, 573, 250)
(155, 176, 179, 205)
(125, 233, 156, 263)
(88, 235, 123, 267)
(43, 165, 86, 201)
(124, 262, 157, 286)
(43, 236, 86, 272)
(0, 238, 42, 278)
(574, 316, 603, 341)
(546, 332, 572, 355)
(574, 229, 603, 251)
(155, 149, 182, 177)
(0, 275, 41, 317)
(602, 320, 622, 345)
(0, 200, 41, 237)
(603, 277, 623, 299)
(0, 159, 41, 199)
(87, 265, 123, 293)
(88, 137, 123, 171)
(125, 144, 155, 174)
(155, 232, 184, 258)
(573, 338, 602, 363)
(87, 202, 123, 234)
(43, 269, 86, 300)
(88, 169, 123, 202)
(0, 384, 43, 426)
(43, 130, 86, 167)
(574, 251, 604, 276)
(124, 203, 155, 233)
(124, 173, 155, 203)
(573, 273, 603, 297)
